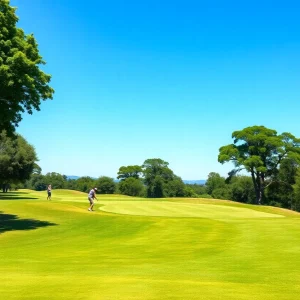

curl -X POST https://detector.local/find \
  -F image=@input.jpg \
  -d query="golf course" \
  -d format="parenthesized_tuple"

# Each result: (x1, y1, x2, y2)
(1, 190, 300, 299)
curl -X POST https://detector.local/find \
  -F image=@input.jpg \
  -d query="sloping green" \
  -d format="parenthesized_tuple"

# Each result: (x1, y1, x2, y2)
(98, 201, 285, 219)
(0, 189, 300, 300)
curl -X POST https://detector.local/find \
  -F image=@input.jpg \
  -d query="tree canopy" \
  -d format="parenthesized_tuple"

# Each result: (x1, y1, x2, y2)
(0, 130, 38, 191)
(117, 165, 143, 181)
(0, 0, 54, 134)
(95, 176, 116, 194)
(142, 158, 184, 198)
(218, 125, 300, 204)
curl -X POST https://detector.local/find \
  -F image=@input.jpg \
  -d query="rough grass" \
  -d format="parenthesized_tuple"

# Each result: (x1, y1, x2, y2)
(1, 189, 300, 299)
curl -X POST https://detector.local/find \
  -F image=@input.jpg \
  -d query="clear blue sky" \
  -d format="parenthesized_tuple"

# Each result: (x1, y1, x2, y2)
(11, 0, 300, 179)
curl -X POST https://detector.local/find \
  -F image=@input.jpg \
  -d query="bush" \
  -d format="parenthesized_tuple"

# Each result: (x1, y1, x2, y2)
(184, 187, 199, 198)
(268, 200, 282, 208)
(212, 187, 232, 200)
(198, 194, 213, 199)
(185, 184, 207, 195)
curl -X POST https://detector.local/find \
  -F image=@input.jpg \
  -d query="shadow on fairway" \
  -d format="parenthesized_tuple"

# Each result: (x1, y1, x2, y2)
(0, 212, 57, 234)
(0, 192, 39, 200)
(2, 191, 28, 194)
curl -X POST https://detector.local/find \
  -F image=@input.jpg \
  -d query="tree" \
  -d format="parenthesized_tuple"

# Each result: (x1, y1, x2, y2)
(277, 157, 299, 185)
(32, 163, 42, 175)
(142, 158, 175, 198)
(164, 176, 186, 197)
(44, 172, 67, 189)
(117, 165, 143, 181)
(75, 176, 95, 193)
(147, 176, 164, 198)
(205, 172, 226, 195)
(66, 179, 77, 190)
(205, 172, 231, 200)
(95, 176, 116, 194)
(0, 0, 54, 134)
(0, 130, 37, 192)
(265, 158, 299, 208)
(292, 170, 300, 212)
(230, 176, 256, 204)
(184, 183, 208, 197)
(183, 186, 199, 198)
(218, 126, 300, 204)
(118, 177, 145, 196)
(27, 173, 47, 191)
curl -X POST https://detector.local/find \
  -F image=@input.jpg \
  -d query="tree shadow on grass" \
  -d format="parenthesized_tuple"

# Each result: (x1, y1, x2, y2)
(0, 211, 57, 234)
(0, 192, 39, 200)
(3, 191, 29, 194)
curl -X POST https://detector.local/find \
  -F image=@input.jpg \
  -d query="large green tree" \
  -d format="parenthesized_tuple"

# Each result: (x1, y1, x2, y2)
(0, 130, 38, 192)
(0, 0, 54, 134)
(218, 126, 300, 204)
(142, 158, 177, 198)
(95, 176, 116, 194)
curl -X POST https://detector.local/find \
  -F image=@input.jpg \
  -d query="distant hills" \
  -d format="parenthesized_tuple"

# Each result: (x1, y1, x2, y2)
(183, 180, 206, 185)
(66, 176, 206, 185)
(66, 175, 80, 180)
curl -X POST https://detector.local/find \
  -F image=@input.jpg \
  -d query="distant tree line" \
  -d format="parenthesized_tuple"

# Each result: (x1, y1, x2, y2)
(2, 125, 300, 212)
(23, 173, 117, 194)
(21, 157, 300, 212)
(21, 158, 189, 198)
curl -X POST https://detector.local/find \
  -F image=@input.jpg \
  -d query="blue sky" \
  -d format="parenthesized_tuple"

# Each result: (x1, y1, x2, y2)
(11, 0, 300, 179)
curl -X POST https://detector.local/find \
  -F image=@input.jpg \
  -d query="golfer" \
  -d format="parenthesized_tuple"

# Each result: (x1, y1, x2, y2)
(47, 184, 52, 200)
(88, 187, 98, 211)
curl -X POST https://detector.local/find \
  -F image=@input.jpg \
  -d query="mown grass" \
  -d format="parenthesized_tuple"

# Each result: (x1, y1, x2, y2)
(1, 189, 300, 299)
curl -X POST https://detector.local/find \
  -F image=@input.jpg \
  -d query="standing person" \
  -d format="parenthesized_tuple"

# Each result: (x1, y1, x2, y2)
(47, 184, 52, 200)
(88, 187, 98, 211)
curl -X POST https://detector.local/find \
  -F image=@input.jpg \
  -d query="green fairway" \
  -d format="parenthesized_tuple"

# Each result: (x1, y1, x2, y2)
(98, 201, 285, 219)
(1, 190, 300, 300)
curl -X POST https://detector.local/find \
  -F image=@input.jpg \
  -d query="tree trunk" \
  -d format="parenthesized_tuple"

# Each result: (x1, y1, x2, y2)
(2, 184, 9, 193)
(258, 188, 263, 205)
(250, 171, 260, 204)
(257, 175, 262, 205)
